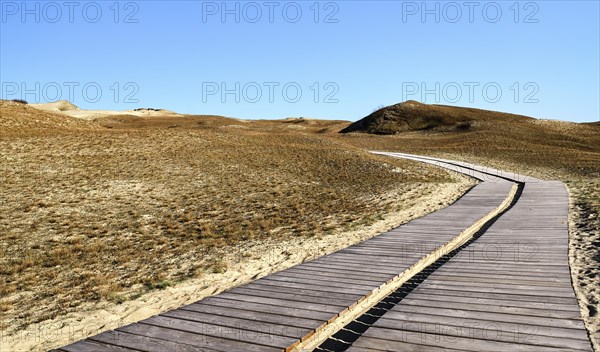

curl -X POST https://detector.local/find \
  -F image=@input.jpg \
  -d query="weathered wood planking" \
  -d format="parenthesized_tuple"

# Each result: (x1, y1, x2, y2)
(55, 154, 584, 352)
(340, 154, 592, 352)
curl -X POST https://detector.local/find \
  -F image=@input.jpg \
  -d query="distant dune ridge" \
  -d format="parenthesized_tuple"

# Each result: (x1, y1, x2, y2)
(340, 100, 537, 134)
(25, 100, 182, 120)
(30, 100, 80, 112)
(1, 100, 350, 132)
(0, 100, 99, 131)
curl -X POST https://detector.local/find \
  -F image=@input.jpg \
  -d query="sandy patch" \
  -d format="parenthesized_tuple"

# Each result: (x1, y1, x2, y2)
(568, 188, 600, 351)
(29, 100, 79, 112)
(29, 101, 182, 120)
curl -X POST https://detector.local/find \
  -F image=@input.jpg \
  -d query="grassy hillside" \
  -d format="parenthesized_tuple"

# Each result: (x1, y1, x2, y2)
(338, 102, 599, 178)
(340, 100, 534, 134)
(0, 100, 99, 132)
(94, 113, 350, 134)
(0, 102, 465, 336)
(3, 100, 598, 348)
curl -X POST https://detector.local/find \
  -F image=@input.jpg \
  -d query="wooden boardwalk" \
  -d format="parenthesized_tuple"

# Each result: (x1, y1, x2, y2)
(54, 154, 591, 352)
(320, 153, 591, 351)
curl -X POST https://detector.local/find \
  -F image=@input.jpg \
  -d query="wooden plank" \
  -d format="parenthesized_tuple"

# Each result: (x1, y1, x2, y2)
(360, 309, 587, 341)
(117, 323, 281, 352)
(261, 272, 384, 289)
(397, 298, 585, 320)
(242, 280, 370, 297)
(284, 266, 393, 281)
(351, 331, 570, 352)
(196, 297, 334, 320)
(59, 340, 139, 352)
(232, 282, 361, 302)
(216, 291, 347, 313)
(160, 309, 312, 338)
(399, 292, 581, 312)
(90, 330, 221, 352)
(355, 322, 592, 351)
(407, 287, 580, 305)
(180, 303, 326, 328)
(136, 316, 292, 351)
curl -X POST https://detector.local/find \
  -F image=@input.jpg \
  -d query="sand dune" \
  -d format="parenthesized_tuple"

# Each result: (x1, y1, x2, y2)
(29, 100, 183, 120)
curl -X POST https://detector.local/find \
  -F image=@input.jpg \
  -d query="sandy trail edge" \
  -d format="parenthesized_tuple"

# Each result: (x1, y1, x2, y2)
(568, 189, 600, 352)
(2, 180, 473, 352)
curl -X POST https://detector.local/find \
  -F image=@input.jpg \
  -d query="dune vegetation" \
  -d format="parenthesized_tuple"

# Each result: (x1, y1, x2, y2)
(0, 100, 468, 338)
(2, 99, 598, 349)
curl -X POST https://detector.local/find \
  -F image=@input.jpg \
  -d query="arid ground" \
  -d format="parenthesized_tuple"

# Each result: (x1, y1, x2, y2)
(1, 100, 598, 351)
(0, 100, 473, 351)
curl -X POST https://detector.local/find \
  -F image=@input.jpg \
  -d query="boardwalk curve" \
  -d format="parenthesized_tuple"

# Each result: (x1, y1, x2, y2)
(54, 153, 591, 352)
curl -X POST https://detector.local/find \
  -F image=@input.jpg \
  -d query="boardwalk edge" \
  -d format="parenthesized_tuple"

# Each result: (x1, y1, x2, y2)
(288, 183, 520, 352)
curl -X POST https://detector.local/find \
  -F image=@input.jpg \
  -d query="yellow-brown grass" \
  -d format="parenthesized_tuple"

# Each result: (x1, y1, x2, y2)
(0, 102, 462, 335)
(4, 99, 598, 348)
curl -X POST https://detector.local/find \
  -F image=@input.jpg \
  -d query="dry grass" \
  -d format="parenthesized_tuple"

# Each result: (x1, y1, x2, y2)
(4, 98, 597, 349)
(93, 112, 350, 134)
(340, 100, 531, 134)
(0, 101, 98, 131)
(0, 101, 463, 336)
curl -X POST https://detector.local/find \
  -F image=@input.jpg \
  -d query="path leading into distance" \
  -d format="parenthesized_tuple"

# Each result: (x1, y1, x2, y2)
(54, 153, 592, 352)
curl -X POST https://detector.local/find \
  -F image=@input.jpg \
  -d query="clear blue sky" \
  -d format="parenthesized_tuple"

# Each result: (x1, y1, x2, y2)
(1, 0, 599, 122)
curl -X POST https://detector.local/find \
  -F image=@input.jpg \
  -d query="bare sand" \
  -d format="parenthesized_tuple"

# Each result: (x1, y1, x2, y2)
(2, 179, 474, 352)
(29, 100, 182, 120)
(568, 190, 600, 352)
